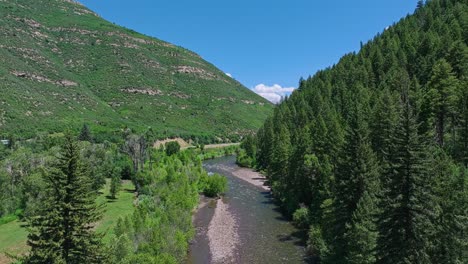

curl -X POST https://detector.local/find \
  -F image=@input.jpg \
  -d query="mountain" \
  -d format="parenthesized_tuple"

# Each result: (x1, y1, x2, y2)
(240, 0, 467, 263)
(0, 0, 272, 141)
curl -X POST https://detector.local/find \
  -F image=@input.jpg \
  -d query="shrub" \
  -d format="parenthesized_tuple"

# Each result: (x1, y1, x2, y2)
(203, 173, 227, 197)
(292, 206, 311, 229)
(307, 225, 329, 258)
(0, 143, 8, 160)
(120, 163, 134, 180)
(236, 150, 253, 167)
(110, 167, 122, 199)
(165, 141, 180, 156)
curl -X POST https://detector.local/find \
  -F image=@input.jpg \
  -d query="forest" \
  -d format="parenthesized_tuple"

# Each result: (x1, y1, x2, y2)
(0, 126, 229, 263)
(1, 0, 467, 263)
(238, 0, 467, 263)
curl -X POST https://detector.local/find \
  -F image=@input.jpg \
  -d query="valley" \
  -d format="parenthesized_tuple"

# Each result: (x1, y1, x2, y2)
(0, 0, 466, 264)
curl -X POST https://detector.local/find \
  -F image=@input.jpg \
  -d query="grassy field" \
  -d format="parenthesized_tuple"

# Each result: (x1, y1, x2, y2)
(0, 179, 136, 263)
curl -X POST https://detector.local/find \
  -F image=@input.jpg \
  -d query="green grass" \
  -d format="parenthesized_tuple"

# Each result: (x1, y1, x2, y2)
(0, 0, 272, 141)
(0, 179, 136, 261)
(96, 180, 136, 242)
(194, 144, 239, 160)
(0, 212, 20, 225)
(0, 219, 28, 259)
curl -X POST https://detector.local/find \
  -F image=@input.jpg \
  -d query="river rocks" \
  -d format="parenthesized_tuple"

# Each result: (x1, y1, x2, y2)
(207, 199, 239, 263)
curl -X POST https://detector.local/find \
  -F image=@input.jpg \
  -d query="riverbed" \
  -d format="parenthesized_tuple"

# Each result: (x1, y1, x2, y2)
(187, 156, 308, 264)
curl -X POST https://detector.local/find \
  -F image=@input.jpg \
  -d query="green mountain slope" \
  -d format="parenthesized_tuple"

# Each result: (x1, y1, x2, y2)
(0, 0, 272, 141)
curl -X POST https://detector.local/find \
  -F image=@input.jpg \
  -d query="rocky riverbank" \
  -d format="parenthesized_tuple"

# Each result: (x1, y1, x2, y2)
(231, 167, 270, 191)
(188, 156, 305, 264)
(207, 199, 239, 263)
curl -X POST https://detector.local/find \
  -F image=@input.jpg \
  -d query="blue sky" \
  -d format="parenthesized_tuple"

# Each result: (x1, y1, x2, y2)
(79, 0, 418, 103)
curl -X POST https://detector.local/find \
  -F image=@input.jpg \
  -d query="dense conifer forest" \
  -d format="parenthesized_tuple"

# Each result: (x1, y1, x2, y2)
(239, 0, 468, 263)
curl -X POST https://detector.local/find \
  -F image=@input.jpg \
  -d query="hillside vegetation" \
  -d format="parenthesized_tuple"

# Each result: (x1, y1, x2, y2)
(0, 0, 271, 141)
(0, 129, 233, 263)
(240, 0, 468, 263)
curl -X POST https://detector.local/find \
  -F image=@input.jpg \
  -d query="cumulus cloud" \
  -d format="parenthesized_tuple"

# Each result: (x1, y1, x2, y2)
(225, 73, 233, 78)
(252, 84, 296, 104)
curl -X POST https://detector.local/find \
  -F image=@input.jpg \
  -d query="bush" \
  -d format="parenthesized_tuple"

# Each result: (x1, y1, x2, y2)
(0, 143, 9, 160)
(292, 206, 311, 229)
(165, 141, 180, 156)
(203, 173, 227, 197)
(120, 163, 134, 180)
(0, 209, 22, 225)
(307, 225, 329, 258)
(110, 167, 122, 199)
(236, 149, 253, 167)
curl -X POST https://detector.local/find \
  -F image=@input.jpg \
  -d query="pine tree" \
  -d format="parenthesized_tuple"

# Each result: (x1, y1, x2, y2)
(456, 80, 468, 165)
(256, 117, 274, 170)
(330, 103, 380, 264)
(377, 95, 436, 264)
(24, 133, 106, 264)
(268, 123, 291, 209)
(110, 167, 122, 199)
(371, 88, 399, 164)
(78, 123, 92, 142)
(345, 191, 379, 264)
(429, 150, 468, 263)
(417, 0, 425, 10)
(426, 59, 459, 147)
(7, 134, 15, 150)
(289, 125, 313, 206)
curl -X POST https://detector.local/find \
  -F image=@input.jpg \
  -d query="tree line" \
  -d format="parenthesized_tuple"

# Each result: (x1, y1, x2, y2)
(239, 0, 467, 263)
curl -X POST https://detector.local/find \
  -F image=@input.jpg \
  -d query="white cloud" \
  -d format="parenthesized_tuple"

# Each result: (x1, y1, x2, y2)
(225, 73, 233, 78)
(252, 84, 296, 104)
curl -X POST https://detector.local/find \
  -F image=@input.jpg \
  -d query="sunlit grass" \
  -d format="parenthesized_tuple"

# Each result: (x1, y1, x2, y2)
(0, 179, 136, 261)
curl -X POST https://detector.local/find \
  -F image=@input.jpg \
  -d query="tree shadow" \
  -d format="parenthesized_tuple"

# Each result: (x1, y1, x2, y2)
(277, 233, 294, 242)
(289, 229, 308, 246)
(252, 177, 267, 181)
(276, 228, 317, 263)
(261, 199, 275, 205)
(124, 188, 135, 193)
(304, 256, 320, 264)
(105, 195, 117, 202)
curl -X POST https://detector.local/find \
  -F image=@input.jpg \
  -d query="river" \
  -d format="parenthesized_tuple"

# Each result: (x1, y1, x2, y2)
(187, 156, 308, 264)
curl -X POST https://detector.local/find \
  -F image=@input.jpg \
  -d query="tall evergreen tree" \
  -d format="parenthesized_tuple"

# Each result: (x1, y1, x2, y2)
(256, 117, 274, 170)
(417, 0, 425, 10)
(330, 103, 380, 264)
(456, 80, 468, 165)
(370, 88, 399, 163)
(268, 123, 292, 210)
(24, 133, 106, 264)
(288, 125, 313, 211)
(78, 123, 92, 142)
(426, 59, 459, 147)
(429, 150, 468, 263)
(110, 167, 122, 199)
(377, 95, 436, 264)
(345, 191, 379, 264)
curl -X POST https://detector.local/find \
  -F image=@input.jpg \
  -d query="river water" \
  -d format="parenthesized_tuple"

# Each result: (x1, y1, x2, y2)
(187, 156, 308, 264)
